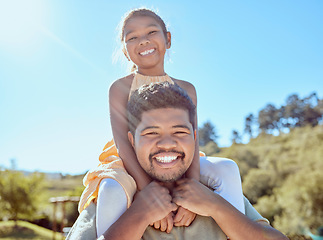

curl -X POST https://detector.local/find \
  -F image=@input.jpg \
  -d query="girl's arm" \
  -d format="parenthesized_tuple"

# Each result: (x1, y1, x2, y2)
(175, 80, 200, 181)
(109, 76, 151, 190)
(171, 80, 200, 226)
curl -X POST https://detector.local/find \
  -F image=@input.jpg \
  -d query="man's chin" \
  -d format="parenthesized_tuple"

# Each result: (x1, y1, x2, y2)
(150, 172, 185, 183)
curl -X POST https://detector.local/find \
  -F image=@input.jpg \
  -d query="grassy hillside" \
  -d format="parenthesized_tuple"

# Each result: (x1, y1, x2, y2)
(0, 221, 64, 240)
(45, 173, 85, 198)
(202, 124, 323, 236)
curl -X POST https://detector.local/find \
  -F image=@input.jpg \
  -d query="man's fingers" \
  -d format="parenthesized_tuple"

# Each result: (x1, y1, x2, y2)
(172, 195, 185, 208)
(176, 178, 189, 185)
(171, 202, 178, 212)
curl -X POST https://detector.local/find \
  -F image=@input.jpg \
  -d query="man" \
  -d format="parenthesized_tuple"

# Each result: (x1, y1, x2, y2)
(68, 82, 287, 240)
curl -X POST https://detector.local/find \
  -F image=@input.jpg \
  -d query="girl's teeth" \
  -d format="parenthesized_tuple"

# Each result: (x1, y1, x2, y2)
(140, 49, 154, 56)
(155, 156, 177, 163)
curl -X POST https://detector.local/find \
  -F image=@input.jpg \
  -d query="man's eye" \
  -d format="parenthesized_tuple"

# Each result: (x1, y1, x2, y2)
(174, 131, 189, 135)
(144, 132, 158, 136)
(148, 30, 157, 35)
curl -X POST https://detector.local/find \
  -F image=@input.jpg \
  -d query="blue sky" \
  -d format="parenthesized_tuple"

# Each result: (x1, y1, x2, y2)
(0, 0, 322, 174)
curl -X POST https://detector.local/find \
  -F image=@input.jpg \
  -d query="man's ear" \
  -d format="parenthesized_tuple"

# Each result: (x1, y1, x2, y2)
(166, 32, 171, 49)
(122, 47, 131, 61)
(194, 129, 197, 140)
(128, 131, 135, 148)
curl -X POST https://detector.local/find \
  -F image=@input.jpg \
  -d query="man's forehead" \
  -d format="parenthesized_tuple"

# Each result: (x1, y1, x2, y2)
(138, 108, 191, 129)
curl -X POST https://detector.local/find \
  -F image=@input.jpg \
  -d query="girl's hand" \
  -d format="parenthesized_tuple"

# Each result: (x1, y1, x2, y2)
(173, 206, 196, 227)
(150, 212, 174, 233)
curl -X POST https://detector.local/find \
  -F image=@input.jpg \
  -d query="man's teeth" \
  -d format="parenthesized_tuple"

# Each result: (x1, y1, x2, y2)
(155, 156, 177, 163)
(140, 49, 154, 56)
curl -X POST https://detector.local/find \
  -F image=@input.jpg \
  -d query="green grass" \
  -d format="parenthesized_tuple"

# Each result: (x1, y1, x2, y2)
(0, 221, 64, 240)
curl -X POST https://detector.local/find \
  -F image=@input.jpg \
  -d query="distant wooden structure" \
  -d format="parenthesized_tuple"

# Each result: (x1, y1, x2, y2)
(50, 196, 80, 240)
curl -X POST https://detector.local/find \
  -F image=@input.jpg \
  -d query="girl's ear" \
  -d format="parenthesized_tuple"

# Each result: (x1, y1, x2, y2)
(122, 47, 131, 61)
(166, 32, 171, 49)
(128, 131, 135, 148)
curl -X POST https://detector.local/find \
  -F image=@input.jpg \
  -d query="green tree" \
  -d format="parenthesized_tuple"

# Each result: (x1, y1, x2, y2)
(198, 121, 218, 146)
(314, 98, 323, 117)
(0, 170, 46, 224)
(199, 141, 220, 156)
(273, 168, 323, 235)
(231, 129, 241, 144)
(244, 113, 255, 139)
(242, 169, 274, 204)
(258, 103, 279, 133)
(233, 149, 259, 180)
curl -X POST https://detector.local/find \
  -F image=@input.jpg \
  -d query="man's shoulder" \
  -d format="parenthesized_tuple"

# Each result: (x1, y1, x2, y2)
(66, 202, 97, 240)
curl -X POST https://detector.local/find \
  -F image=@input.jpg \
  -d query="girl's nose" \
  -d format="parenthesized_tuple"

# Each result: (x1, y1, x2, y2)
(156, 136, 177, 149)
(139, 36, 150, 45)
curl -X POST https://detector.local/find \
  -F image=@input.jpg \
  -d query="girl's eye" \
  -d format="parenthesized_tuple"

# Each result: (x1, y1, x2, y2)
(127, 36, 137, 42)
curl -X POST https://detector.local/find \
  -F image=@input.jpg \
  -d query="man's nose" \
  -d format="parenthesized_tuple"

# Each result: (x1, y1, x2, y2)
(156, 135, 177, 149)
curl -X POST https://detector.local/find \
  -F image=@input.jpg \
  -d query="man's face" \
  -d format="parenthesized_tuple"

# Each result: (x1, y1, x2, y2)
(128, 108, 196, 182)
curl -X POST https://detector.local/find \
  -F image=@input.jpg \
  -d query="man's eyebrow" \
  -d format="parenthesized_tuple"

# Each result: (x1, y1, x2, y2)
(140, 126, 159, 132)
(172, 125, 191, 130)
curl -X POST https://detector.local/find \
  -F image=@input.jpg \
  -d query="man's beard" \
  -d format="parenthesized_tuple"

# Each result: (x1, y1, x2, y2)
(147, 150, 187, 182)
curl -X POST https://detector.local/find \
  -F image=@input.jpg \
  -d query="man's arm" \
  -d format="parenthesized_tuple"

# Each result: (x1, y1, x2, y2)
(99, 182, 177, 240)
(172, 179, 288, 240)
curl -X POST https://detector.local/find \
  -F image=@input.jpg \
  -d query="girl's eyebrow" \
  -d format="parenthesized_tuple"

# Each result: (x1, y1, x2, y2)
(125, 24, 159, 37)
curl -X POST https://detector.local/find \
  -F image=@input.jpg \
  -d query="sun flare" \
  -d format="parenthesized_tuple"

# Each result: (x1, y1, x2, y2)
(0, 0, 47, 48)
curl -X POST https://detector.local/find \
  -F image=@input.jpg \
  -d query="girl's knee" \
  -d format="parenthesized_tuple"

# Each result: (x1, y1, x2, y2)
(201, 157, 240, 176)
(99, 178, 125, 198)
(200, 157, 241, 190)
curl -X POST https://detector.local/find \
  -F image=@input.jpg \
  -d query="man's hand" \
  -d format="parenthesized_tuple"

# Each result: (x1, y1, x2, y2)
(133, 181, 178, 226)
(172, 178, 217, 217)
(173, 206, 196, 227)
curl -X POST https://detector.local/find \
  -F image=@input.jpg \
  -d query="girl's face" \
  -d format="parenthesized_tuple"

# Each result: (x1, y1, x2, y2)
(123, 16, 171, 75)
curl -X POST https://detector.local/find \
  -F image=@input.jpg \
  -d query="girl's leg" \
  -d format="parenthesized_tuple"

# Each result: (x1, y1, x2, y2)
(200, 156, 245, 214)
(96, 178, 127, 237)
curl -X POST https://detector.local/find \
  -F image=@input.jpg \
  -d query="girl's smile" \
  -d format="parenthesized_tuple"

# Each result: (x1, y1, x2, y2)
(139, 48, 155, 56)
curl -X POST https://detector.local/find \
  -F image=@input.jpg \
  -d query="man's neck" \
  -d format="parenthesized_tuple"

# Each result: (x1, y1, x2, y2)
(159, 181, 176, 192)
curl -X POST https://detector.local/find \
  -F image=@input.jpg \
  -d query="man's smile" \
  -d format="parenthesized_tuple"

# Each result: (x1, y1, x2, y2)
(150, 151, 185, 168)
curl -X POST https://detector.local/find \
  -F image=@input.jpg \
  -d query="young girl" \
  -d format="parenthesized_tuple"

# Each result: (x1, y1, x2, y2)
(78, 8, 245, 237)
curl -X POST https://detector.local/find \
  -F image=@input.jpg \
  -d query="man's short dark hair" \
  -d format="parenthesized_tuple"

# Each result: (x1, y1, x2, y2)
(127, 82, 196, 135)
